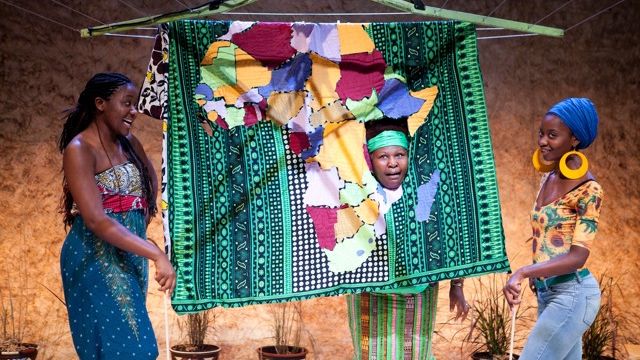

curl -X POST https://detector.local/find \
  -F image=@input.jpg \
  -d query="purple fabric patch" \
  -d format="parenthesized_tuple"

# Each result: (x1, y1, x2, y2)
(292, 23, 315, 37)
(301, 126, 324, 160)
(258, 53, 312, 97)
(306, 206, 338, 250)
(415, 170, 440, 222)
(336, 50, 386, 102)
(308, 24, 340, 61)
(377, 79, 425, 118)
(231, 23, 296, 69)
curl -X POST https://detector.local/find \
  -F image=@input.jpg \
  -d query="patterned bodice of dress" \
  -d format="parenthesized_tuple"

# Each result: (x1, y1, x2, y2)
(530, 175, 603, 265)
(94, 161, 148, 213)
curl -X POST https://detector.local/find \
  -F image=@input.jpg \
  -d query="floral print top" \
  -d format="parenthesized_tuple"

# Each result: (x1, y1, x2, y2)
(531, 175, 603, 264)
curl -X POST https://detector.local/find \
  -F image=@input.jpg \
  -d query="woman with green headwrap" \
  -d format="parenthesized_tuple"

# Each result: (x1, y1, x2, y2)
(346, 118, 469, 360)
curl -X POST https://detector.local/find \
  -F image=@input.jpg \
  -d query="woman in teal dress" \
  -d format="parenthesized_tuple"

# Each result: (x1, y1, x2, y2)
(59, 73, 176, 359)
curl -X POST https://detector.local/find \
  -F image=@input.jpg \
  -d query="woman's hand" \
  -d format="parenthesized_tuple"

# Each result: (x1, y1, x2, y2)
(449, 279, 470, 322)
(153, 253, 176, 295)
(503, 270, 525, 308)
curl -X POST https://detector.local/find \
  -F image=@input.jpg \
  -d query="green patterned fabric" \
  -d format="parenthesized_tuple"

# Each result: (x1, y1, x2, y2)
(158, 20, 509, 313)
(347, 288, 439, 360)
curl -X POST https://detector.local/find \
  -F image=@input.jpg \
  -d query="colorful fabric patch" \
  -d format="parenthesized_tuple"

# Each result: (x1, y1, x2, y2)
(141, 20, 510, 312)
(307, 206, 339, 251)
(336, 51, 386, 102)
(231, 23, 296, 69)
(415, 170, 440, 222)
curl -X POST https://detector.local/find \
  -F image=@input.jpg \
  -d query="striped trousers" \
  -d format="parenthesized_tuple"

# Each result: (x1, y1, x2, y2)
(347, 287, 439, 360)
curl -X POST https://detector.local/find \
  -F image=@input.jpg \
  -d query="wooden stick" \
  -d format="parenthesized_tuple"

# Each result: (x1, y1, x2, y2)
(509, 305, 517, 360)
(164, 292, 171, 360)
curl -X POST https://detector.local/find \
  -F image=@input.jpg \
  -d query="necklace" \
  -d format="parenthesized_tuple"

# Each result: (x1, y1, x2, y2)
(95, 123, 125, 211)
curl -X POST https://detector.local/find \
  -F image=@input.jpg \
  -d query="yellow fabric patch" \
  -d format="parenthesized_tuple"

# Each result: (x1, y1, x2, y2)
(201, 41, 232, 65)
(235, 47, 271, 90)
(214, 84, 244, 105)
(309, 100, 355, 128)
(206, 110, 219, 121)
(408, 86, 439, 136)
(313, 121, 367, 184)
(305, 53, 341, 111)
(337, 24, 375, 55)
(354, 198, 379, 225)
(266, 91, 305, 126)
(335, 207, 362, 241)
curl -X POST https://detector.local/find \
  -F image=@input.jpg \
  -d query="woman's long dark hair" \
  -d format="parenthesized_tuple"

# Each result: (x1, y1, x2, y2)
(59, 72, 157, 227)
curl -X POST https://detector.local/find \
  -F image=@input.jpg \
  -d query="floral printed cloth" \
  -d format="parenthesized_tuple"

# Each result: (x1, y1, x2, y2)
(531, 176, 604, 264)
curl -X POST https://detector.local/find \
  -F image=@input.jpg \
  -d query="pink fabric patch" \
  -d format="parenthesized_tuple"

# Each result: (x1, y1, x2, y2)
(306, 206, 339, 250)
(231, 23, 297, 69)
(214, 114, 228, 129)
(243, 101, 266, 127)
(289, 132, 311, 154)
(336, 50, 386, 102)
(244, 104, 259, 127)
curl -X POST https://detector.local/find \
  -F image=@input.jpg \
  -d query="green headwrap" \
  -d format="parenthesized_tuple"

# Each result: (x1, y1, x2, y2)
(367, 130, 409, 153)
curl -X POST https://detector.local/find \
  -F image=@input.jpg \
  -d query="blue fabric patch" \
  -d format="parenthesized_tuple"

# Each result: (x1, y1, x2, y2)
(377, 78, 425, 119)
(415, 169, 440, 222)
(258, 53, 312, 97)
(301, 125, 324, 160)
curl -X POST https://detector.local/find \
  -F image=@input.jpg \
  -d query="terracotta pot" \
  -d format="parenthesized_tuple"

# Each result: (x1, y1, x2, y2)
(257, 345, 307, 360)
(471, 351, 519, 360)
(0, 343, 38, 360)
(170, 344, 220, 360)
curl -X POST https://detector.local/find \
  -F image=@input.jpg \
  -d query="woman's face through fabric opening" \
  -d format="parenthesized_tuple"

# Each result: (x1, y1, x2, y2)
(538, 114, 578, 163)
(370, 145, 408, 190)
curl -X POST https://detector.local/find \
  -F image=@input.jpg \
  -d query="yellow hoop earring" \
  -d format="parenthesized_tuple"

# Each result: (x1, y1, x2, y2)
(532, 149, 556, 173)
(559, 150, 589, 179)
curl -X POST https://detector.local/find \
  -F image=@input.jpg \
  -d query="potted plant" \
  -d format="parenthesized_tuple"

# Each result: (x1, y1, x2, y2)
(0, 290, 38, 360)
(170, 309, 220, 360)
(257, 301, 308, 360)
(582, 273, 638, 360)
(463, 275, 532, 360)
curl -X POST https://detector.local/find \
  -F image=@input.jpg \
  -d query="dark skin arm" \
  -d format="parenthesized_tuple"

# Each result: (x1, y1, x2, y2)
(64, 138, 175, 294)
(449, 279, 470, 321)
(503, 245, 589, 307)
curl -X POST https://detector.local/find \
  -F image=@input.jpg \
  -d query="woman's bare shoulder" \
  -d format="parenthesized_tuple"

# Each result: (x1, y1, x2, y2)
(63, 131, 98, 165)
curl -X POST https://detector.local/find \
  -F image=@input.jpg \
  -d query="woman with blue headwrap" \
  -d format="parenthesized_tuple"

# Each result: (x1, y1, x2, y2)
(347, 118, 469, 360)
(503, 98, 603, 359)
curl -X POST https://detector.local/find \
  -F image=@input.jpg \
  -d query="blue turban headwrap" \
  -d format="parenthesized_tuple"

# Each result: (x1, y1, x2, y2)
(546, 98, 599, 149)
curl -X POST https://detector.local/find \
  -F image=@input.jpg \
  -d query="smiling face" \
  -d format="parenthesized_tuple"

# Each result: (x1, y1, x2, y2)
(370, 145, 408, 190)
(538, 114, 578, 162)
(95, 83, 137, 137)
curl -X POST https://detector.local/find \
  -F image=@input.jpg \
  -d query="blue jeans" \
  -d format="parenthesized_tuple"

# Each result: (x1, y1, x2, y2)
(520, 273, 601, 360)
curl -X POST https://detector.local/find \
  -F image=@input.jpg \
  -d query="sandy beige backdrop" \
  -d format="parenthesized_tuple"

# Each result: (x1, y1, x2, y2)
(1, 1, 639, 359)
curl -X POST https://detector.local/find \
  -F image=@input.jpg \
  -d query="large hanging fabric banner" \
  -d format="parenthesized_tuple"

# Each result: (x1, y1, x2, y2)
(139, 20, 509, 313)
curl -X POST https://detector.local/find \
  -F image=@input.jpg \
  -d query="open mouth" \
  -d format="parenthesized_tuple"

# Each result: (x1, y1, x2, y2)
(123, 118, 134, 126)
